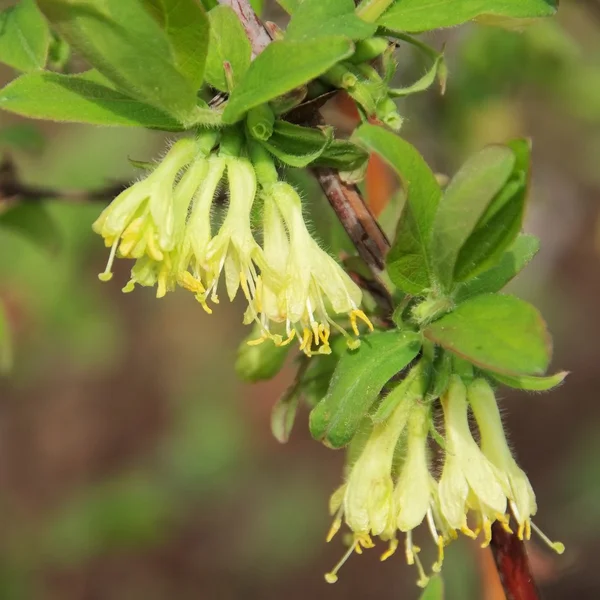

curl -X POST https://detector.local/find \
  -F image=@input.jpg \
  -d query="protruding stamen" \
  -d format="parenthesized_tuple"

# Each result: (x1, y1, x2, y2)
(98, 237, 120, 282)
(324, 541, 357, 584)
(530, 521, 565, 554)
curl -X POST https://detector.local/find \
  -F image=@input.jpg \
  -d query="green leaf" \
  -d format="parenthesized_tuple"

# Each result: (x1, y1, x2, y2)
(204, 5, 251, 92)
(286, 0, 376, 41)
(222, 37, 355, 124)
(309, 330, 422, 448)
(419, 575, 445, 600)
(432, 145, 515, 290)
(372, 360, 427, 423)
(0, 301, 12, 375)
(0, 203, 61, 254)
(0, 72, 184, 129)
(379, 0, 557, 33)
(453, 140, 531, 282)
(0, 123, 45, 153)
(424, 294, 551, 376)
(143, 0, 209, 91)
(490, 370, 568, 392)
(261, 121, 333, 168)
(0, 0, 50, 72)
(276, 0, 301, 14)
(38, 0, 199, 124)
(313, 138, 369, 171)
(354, 123, 441, 294)
(454, 234, 540, 303)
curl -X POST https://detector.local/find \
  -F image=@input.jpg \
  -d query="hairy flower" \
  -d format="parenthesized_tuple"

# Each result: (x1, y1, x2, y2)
(438, 375, 510, 546)
(468, 378, 564, 553)
(256, 182, 373, 355)
(93, 138, 199, 289)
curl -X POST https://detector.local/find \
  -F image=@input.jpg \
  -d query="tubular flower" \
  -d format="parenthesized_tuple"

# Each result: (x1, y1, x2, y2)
(324, 396, 413, 584)
(385, 401, 448, 582)
(93, 138, 200, 291)
(468, 378, 564, 554)
(438, 376, 510, 546)
(258, 182, 373, 355)
(176, 156, 227, 311)
(202, 157, 265, 316)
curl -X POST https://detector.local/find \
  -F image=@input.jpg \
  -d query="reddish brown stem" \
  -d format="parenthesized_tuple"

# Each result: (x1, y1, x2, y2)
(490, 523, 541, 600)
(221, 2, 541, 598)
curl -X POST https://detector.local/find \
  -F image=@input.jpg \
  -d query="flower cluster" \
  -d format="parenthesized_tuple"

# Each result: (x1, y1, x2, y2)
(325, 373, 564, 587)
(93, 134, 372, 356)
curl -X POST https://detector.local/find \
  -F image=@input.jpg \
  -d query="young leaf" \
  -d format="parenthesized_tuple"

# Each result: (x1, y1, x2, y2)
(261, 121, 333, 167)
(490, 370, 568, 392)
(378, 0, 558, 33)
(38, 0, 199, 124)
(354, 123, 441, 295)
(432, 145, 515, 290)
(454, 234, 540, 303)
(0, 72, 184, 129)
(142, 0, 210, 91)
(424, 294, 551, 376)
(0, 0, 50, 72)
(204, 5, 251, 92)
(286, 0, 376, 42)
(0, 203, 60, 254)
(309, 330, 422, 449)
(313, 138, 369, 171)
(222, 37, 355, 124)
(453, 140, 532, 282)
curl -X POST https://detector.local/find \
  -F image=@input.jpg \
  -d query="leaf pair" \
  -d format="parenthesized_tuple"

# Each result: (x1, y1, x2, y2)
(355, 124, 532, 296)
(1, 0, 212, 129)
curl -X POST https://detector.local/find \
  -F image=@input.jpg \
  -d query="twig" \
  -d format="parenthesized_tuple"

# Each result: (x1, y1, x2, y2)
(490, 522, 541, 600)
(222, 1, 541, 598)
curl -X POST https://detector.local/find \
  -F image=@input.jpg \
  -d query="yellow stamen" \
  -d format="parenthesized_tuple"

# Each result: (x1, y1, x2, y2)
(380, 538, 398, 561)
(324, 542, 356, 584)
(460, 524, 478, 540)
(350, 309, 374, 336)
(530, 521, 565, 554)
(98, 237, 119, 282)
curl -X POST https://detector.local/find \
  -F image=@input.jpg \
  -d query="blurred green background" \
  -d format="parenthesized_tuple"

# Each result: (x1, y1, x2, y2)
(0, 1, 599, 598)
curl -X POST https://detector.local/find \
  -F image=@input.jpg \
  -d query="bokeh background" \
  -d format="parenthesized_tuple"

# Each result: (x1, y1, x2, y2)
(0, 0, 599, 598)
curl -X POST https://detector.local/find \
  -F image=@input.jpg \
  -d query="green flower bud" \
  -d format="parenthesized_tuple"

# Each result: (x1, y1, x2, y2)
(235, 325, 290, 382)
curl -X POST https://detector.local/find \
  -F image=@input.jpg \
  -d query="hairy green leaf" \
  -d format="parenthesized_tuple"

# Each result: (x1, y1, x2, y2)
(0, 72, 184, 129)
(354, 123, 441, 294)
(286, 0, 376, 41)
(490, 370, 568, 392)
(379, 0, 557, 33)
(432, 145, 515, 289)
(143, 0, 209, 90)
(454, 140, 531, 282)
(0, 0, 50, 72)
(424, 294, 551, 376)
(222, 37, 354, 124)
(38, 0, 199, 124)
(454, 234, 540, 303)
(309, 330, 422, 448)
(205, 5, 251, 92)
(261, 121, 332, 167)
